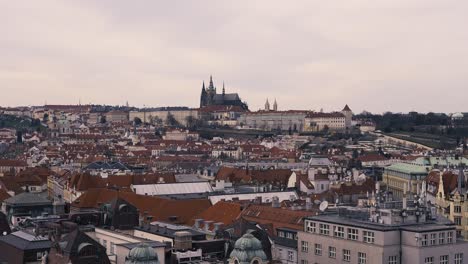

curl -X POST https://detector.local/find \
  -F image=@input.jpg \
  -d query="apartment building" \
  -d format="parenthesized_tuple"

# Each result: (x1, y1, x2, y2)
(298, 207, 467, 264)
(297, 182, 468, 264)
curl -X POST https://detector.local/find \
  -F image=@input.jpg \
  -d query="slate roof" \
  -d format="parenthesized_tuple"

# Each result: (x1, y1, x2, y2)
(0, 231, 51, 250)
(3, 192, 52, 206)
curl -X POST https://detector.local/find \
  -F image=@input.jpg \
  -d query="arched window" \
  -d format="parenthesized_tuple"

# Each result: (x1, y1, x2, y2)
(78, 243, 97, 257)
(251, 260, 260, 264)
(119, 204, 129, 213)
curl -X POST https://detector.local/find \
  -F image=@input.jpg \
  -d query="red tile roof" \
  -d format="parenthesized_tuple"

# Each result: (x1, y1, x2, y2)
(190, 201, 242, 227)
(240, 204, 316, 231)
(72, 188, 211, 225)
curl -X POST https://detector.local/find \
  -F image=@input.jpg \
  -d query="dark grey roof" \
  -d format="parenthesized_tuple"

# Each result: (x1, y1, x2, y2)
(0, 231, 51, 250)
(119, 241, 166, 249)
(4, 192, 52, 206)
(272, 236, 297, 249)
(306, 214, 456, 232)
(135, 223, 206, 239)
(213, 94, 240, 103)
(84, 161, 129, 171)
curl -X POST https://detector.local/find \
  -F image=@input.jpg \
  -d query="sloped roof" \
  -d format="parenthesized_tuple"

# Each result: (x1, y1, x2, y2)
(240, 204, 316, 231)
(72, 188, 211, 224)
(0, 231, 51, 250)
(215, 167, 292, 185)
(425, 170, 459, 195)
(4, 192, 52, 206)
(190, 201, 242, 227)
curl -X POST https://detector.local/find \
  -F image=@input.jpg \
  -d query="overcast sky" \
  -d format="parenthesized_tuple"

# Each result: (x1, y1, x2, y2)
(1, 1, 467, 113)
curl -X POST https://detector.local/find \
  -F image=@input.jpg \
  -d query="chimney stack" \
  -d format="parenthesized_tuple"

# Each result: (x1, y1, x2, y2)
(272, 196, 280, 208)
(213, 222, 224, 232)
(194, 219, 203, 229)
(204, 221, 214, 232)
(305, 198, 312, 211)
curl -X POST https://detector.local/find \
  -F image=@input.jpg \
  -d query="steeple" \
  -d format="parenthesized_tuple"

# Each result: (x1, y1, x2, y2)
(209, 75, 214, 91)
(458, 165, 465, 194)
(222, 82, 225, 96)
(265, 99, 270, 111)
(273, 99, 278, 111)
(202, 81, 206, 91)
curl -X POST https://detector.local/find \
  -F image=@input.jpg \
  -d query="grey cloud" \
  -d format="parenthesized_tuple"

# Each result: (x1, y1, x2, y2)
(1, 0, 467, 113)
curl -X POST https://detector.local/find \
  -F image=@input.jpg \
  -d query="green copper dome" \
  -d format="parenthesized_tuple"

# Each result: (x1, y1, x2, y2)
(125, 243, 159, 264)
(230, 233, 267, 264)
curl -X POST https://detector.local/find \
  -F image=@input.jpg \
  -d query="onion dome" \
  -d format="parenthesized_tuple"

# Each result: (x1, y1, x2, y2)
(229, 233, 268, 264)
(125, 243, 159, 264)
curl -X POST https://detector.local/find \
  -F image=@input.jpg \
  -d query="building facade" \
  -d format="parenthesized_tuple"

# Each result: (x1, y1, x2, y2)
(298, 207, 467, 264)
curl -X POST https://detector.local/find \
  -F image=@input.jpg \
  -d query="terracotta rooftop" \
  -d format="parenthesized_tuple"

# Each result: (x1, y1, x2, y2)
(190, 201, 242, 228)
(72, 188, 211, 225)
(240, 204, 316, 231)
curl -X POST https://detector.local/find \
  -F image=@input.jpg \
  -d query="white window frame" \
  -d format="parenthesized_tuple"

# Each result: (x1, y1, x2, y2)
(438, 232, 445, 244)
(430, 233, 436, 245)
(421, 234, 428, 246)
(329, 246, 336, 259)
(343, 249, 351, 262)
(348, 228, 359, 241)
(363, 231, 374, 243)
(306, 221, 316, 233)
(424, 257, 433, 264)
(447, 232, 453, 243)
(301, 241, 308, 253)
(388, 255, 398, 264)
(358, 252, 367, 264)
(439, 255, 448, 264)
(334, 226, 344, 238)
(455, 253, 463, 264)
(319, 224, 330, 235)
(314, 243, 322, 256)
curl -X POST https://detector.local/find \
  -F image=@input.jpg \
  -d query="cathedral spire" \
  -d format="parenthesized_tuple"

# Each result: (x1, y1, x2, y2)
(209, 75, 214, 90)
(273, 98, 278, 111)
(202, 81, 206, 91)
(222, 82, 225, 95)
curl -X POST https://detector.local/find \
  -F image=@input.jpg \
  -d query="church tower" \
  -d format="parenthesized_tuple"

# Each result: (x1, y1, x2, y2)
(273, 99, 278, 111)
(200, 81, 207, 107)
(265, 99, 270, 111)
(341, 104, 353, 129)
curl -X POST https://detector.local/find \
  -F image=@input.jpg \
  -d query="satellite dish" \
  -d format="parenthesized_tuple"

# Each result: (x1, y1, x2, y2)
(319, 201, 329, 212)
(314, 199, 322, 205)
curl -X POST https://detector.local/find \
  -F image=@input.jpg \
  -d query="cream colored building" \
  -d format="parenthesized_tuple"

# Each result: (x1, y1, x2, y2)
(129, 109, 199, 127)
(303, 112, 346, 132)
(382, 162, 430, 198)
(239, 110, 308, 131)
(86, 227, 166, 264)
(429, 168, 468, 240)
